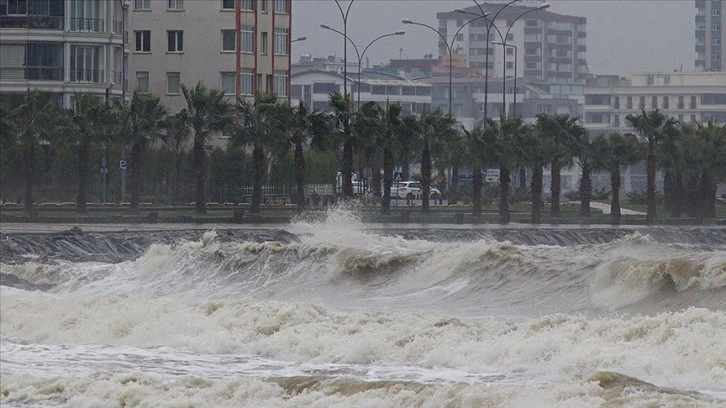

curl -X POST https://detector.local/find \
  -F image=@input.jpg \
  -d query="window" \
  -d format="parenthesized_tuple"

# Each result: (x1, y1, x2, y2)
(241, 0, 253, 10)
(506, 47, 514, 55)
(651, 96, 657, 109)
(663, 96, 669, 109)
(167, 0, 183, 10)
(626, 96, 633, 109)
(222, 30, 236, 51)
(313, 82, 339, 94)
(261, 32, 268, 54)
(713, 24, 721, 31)
(275, 0, 287, 13)
(455, 33, 464, 41)
(714, 53, 722, 61)
(168, 30, 183, 52)
(137, 71, 149, 93)
(639, 96, 645, 109)
(506, 61, 514, 69)
(241, 68, 254, 95)
(274, 70, 287, 96)
(507, 33, 513, 41)
(242, 25, 254, 53)
(714, 8, 721, 16)
(71, 46, 101, 82)
(167, 72, 180, 94)
(134, 0, 150, 10)
(714, 38, 721, 46)
(260, 0, 267, 12)
(221, 72, 235, 94)
(274, 28, 288, 55)
(691, 96, 697, 108)
(678, 96, 684, 108)
(222, 0, 234, 9)
(135, 30, 151, 52)
(613, 96, 620, 109)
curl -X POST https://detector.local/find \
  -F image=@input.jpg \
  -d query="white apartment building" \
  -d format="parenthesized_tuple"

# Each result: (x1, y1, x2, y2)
(696, 0, 724, 71)
(128, 0, 291, 113)
(0, 0, 128, 107)
(583, 71, 726, 135)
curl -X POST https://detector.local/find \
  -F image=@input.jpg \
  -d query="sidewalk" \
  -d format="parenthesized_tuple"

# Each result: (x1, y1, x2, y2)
(590, 202, 646, 215)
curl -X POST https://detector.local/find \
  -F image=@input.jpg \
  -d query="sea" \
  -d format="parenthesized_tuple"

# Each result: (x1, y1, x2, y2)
(1, 208, 725, 407)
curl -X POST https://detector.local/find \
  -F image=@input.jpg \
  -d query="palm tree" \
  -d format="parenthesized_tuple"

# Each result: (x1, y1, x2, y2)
(180, 82, 233, 213)
(570, 130, 598, 217)
(5, 90, 62, 216)
(461, 124, 488, 216)
(64, 93, 115, 213)
(592, 132, 644, 225)
(329, 93, 354, 198)
(536, 113, 584, 217)
(678, 122, 726, 222)
(232, 93, 286, 214)
(164, 111, 192, 204)
(496, 116, 526, 224)
(414, 108, 456, 213)
(656, 121, 683, 217)
(527, 118, 558, 224)
(378, 102, 406, 215)
(114, 91, 168, 213)
(626, 109, 678, 224)
(286, 102, 330, 209)
(352, 101, 383, 199)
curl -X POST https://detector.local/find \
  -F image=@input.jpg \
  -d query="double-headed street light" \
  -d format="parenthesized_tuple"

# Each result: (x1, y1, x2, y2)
(402, 12, 489, 117)
(492, 41, 517, 117)
(333, 0, 355, 99)
(321, 25, 404, 109)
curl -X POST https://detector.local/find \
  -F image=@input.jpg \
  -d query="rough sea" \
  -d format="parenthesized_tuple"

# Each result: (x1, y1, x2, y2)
(1, 208, 725, 407)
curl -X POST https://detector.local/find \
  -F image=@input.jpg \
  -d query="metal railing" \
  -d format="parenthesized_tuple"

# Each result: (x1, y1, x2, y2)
(69, 18, 104, 32)
(25, 66, 64, 80)
(0, 15, 64, 29)
(70, 69, 104, 83)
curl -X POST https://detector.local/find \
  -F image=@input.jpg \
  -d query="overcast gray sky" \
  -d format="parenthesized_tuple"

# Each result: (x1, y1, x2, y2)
(292, 0, 695, 77)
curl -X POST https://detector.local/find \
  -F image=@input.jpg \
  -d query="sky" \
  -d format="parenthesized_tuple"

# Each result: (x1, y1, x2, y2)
(291, 0, 696, 77)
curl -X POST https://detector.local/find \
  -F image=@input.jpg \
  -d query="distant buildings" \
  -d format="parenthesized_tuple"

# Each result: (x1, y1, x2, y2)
(695, 0, 724, 71)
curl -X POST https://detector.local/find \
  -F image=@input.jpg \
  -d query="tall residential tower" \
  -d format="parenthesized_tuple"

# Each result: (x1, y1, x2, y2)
(696, 0, 724, 71)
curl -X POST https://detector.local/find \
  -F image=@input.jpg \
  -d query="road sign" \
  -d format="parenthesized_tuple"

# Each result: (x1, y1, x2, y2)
(119, 159, 127, 170)
(485, 168, 500, 183)
(393, 172, 403, 182)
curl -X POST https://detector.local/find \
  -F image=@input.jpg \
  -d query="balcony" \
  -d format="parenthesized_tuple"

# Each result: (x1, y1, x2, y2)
(69, 18, 105, 32)
(0, 15, 64, 29)
(71, 69, 104, 83)
(25, 66, 64, 80)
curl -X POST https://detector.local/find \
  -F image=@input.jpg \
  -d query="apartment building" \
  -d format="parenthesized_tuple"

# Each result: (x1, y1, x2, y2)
(0, 0, 127, 107)
(127, 0, 291, 113)
(696, 0, 724, 71)
(437, 2, 588, 84)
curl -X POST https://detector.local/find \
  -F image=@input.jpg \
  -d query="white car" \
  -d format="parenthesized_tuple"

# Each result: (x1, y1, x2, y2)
(390, 181, 441, 200)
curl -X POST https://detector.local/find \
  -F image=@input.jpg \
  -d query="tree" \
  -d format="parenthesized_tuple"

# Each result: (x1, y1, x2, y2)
(114, 91, 167, 213)
(164, 111, 192, 204)
(414, 108, 456, 213)
(64, 93, 116, 213)
(527, 118, 558, 224)
(286, 102, 330, 209)
(536, 113, 584, 217)
(329, 93, 355, 198)
(378, 102, 406, 215)
(496, 116, 527, 223)
(626, 109, 678, 224)
(592, 132, 644, 225)
(232, 93, 287, 214)
(180, 82, 233, 213)
(678, 122, 726, 223)
(4, 90, 62, 216)
(570, 130, 598, 217)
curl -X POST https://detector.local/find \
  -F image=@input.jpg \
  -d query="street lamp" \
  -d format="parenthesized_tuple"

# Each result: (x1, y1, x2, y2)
(321, 25, 404, 109)
(333, 0, 355, 98)
(402, 12, 489, 117)
(291, 36, 307, 43)
(492, 41, 517, 117)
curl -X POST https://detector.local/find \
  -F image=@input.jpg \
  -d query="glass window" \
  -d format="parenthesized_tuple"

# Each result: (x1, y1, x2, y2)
(137, 71, 149, 93)
(274, 70, 287, 96)
(135, 30, 150, 52)
(222, 0, 234, 9)
(242, 25, 254, 53)
(275, 0, 286, 13)
(261, 32, 268, 54)
(167, 0, 183, 10)
(168, 30, 183, 52)
(241, 0, 253, 11)
(241, 68, 254, 95)
(274, 27, 288, 55)
(221, 72, 235, 94)
(167, 72, 180, 94)
(134, 0, 150, 10)
(260, 0, 267, 12)
(222, 30, 235, 51)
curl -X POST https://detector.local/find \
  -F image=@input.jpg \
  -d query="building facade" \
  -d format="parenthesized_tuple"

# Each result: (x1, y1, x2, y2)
(437, 1, 588, 84)
(696, 0, 724, 71)
(127, 0, 291, 113)
(1, 0, 128, 107)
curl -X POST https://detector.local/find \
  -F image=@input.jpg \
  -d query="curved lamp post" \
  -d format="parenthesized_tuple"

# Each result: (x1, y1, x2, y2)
(333, 0, 355, 98)
(402, 12, 489, 117)
(321, 25, 404, 109)
(291, 36, 307, 43)
(492, 41, 517, 117)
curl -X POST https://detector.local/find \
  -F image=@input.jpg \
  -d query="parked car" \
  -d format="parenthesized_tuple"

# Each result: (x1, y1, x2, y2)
(390, 181, 441, 200)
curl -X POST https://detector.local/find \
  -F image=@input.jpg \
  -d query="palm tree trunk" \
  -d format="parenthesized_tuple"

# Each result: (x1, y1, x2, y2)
(250, 143, 265, 214)
(76, 142, 89, 214)
(646, 145, 656, 225)
(381, 149, 394, 215)
(129, 142, 143, 213)
(401, 161, 411, 181)
(704, 173, 717, 218)
(531, 165, 543, 224)
(610, 167, 621, 225)
(23, 141, 35, 216)
(371, 147, 382, 199)
(193, 140, 206, 213)
(450, 164, 459, 204)
(670, 172, 684, 218)
(342, 138, 354, 198)
(499, 165, 511, 224)
(579, 165, 591, 217)
(421, 146, 432, 214)
(294, 139, 305, 209)
(550, 158, 561, 217)
(663, 169, 674, 212)
(686, 174, 699, 218)
(472, 163, 482, 217)
(519, 167, 527, 190)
